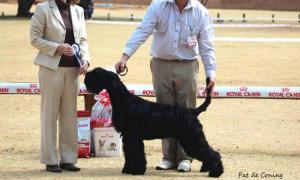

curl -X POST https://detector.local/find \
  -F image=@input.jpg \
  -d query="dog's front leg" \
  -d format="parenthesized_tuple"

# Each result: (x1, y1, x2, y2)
(122, 135, 146, 175)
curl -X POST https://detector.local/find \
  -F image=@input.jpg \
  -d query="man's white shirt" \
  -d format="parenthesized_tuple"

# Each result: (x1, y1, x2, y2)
(124, 0, 216, 78)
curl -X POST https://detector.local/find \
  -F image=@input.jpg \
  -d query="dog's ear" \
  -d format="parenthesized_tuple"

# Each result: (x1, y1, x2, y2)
(107, 70, 120, 81)
(106, 70, 123, 88)
(96, 67, 120, 82)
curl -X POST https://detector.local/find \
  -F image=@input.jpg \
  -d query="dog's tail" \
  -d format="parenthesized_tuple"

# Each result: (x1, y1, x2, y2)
(194, 78, 212, 116)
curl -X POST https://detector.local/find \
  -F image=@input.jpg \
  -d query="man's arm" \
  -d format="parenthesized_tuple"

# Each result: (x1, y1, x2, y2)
(197, 12, 216, 94)
(116, 1, 159, 73)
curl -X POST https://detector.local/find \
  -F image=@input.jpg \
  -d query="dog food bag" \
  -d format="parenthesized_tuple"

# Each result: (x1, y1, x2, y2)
(77, 111, 91, 158)
(91, 90, 113, 128)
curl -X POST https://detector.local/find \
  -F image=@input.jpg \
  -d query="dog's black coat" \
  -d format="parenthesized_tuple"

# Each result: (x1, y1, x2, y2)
(84, 67, 223, 177)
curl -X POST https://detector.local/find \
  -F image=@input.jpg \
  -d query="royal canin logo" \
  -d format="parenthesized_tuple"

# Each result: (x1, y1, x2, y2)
(79, 88, 89, 94)
(0, 88, 9, 93)
(129, 90, 135, 94)
(281, 88, 290, 92)
(17, 88, 40, 94)
(239, 87, 248, 91)
(198, 91, 219, 97)
(78, 124, 88, 128)
(29, 83, 38, 88)
(142, 90, 155, 96)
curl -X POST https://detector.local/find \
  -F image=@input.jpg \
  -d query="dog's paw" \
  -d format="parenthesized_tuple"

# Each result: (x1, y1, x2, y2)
(208, 161, 224, 178)
(122, 167, 145, 175)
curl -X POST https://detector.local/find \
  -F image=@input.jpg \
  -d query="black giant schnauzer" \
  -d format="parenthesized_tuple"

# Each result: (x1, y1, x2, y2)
(84, 67, 223, 177)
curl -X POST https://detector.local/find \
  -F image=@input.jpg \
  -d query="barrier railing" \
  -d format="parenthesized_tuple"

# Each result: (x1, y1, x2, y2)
(0, 82, 299, 99)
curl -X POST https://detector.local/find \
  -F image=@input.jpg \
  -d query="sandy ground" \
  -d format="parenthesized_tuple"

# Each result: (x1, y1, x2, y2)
(0, 3, 300, 180)
(1, 96, 300, 179)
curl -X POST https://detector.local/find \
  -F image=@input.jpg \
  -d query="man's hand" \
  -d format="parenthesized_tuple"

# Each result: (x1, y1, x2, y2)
(56, 43, 74, 56)
(79, 61, 89, 75)
(204, 77, 215, 96)
(115, 53, 129, 74)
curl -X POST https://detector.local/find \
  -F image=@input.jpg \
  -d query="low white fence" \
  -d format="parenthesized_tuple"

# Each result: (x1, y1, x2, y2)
(0, 83, 299, 99)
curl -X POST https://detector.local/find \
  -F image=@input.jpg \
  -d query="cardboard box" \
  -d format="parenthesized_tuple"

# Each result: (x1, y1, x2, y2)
(93, 127, 122, 157)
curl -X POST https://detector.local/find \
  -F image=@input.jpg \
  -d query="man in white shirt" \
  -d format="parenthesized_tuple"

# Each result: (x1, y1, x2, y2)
(115, 0, 216, 172)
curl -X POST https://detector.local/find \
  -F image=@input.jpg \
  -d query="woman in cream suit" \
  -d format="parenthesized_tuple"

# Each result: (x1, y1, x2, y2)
(30, 0, 90, 172)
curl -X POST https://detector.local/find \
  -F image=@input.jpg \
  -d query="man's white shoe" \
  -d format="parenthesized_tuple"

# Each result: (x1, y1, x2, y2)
(156, 160, 176, 170)
(177, 160, 191, 172)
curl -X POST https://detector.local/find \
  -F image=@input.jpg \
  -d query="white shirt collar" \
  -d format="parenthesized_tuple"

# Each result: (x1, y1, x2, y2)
(166, 0, 196, 9)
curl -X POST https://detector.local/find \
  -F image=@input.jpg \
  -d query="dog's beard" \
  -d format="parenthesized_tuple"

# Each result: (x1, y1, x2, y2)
(84, 76, 104, 94)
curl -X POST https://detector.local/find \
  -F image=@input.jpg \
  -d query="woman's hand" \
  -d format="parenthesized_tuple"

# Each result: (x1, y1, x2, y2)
(56, 43, 74, 56)
(79, 60, 89, 75)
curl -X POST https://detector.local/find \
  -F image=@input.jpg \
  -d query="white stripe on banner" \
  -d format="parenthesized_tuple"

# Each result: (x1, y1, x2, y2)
(214, 24, 300, 28)
(88, 20, 140, 26)
(215, 37, 300, 43)
(212, 17, 299, 22)
(0, 83, 299, 99)
(88, 20, 300, 28)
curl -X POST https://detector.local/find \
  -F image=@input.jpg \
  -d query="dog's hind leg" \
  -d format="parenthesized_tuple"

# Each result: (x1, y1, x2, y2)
(177, 119, 224, 177)
(122, 135, 146, 175)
